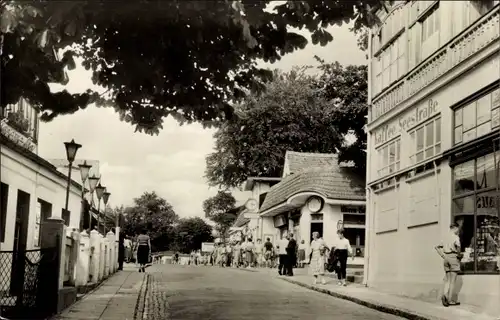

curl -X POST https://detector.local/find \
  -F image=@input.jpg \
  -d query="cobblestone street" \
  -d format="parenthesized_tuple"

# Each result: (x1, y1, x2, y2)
(139, 264, 404, 320)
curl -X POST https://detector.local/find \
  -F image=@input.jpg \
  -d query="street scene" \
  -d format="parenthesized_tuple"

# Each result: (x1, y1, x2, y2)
(1, 1, 499, 320)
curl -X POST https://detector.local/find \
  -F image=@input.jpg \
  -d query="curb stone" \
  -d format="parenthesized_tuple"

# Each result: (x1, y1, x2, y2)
(134, 273, 149, 320)
(279, 277, 431, 320)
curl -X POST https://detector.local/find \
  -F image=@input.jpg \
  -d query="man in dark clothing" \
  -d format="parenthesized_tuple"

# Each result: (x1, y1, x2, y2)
(263, 237, 274, 268)
(118, 232, 125, 270)
(286, 233, 297, 276)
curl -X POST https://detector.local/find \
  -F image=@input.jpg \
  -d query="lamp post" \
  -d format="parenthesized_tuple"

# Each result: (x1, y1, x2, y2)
(95, 183, 106, 234)
(102, 191, 111, 234)
(78, 160, 92, 230)
(87, 174, 100, 230)
(63, 139, 82, 217)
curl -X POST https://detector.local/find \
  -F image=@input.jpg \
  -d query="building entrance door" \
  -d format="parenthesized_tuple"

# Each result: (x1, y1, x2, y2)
(310, 223, 323, 241)
(10, 190, 31, 296)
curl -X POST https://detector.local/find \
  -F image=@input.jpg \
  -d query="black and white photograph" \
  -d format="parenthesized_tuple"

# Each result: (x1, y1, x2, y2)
(0, 1, 499, 319)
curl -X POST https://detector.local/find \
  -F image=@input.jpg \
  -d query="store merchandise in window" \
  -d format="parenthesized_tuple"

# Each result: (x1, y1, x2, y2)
(452, 151, 499, 273)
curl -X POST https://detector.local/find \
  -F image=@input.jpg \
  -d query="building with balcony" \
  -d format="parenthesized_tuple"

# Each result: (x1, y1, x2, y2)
(365, 0, 500, 314)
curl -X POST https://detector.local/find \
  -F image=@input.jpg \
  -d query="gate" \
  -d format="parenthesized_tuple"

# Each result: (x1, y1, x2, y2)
(0, 248, 57, 319)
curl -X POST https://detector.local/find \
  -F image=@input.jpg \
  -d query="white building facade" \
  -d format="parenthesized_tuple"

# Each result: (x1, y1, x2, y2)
(1, 100, 83, 252)
(365, 1, 499, 314)
(257, 152, 366, 266)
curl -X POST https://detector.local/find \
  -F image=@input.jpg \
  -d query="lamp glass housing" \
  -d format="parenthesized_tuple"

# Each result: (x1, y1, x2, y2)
(64, 139, 81, 162)
(95, 183, 106, 200)
(88, 175, 100, 193)
(78, 160, 92, 182)
(102, 191, 111, 205)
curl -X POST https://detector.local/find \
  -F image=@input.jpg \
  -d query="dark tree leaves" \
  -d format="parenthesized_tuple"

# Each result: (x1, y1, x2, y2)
(172, 217, 213, 253)
(202, 191, 237, 240)
(2, 1, 383, 133)
(205, 67, 359, 189)
(122, 191, 179, 251)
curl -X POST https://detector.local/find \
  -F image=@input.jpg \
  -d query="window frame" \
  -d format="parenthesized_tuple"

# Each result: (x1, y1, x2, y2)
(409, 117, 442, 164)
(377, 138, 401, 178)
(454, 87, 500, 146)
(451, 146, 500, 274)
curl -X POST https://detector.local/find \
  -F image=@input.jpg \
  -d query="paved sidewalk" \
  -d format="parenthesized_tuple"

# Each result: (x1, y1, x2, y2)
(235, 267, 498, 320)
(52, 268, 146, 320)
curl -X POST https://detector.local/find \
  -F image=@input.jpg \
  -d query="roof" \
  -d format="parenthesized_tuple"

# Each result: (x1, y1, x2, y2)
(232, 206, 250, 228)
(1, 133, 84, 191)
(283, 151, 338, 177)
(260, 153, 365, 213)
(243, 177, 282, 191)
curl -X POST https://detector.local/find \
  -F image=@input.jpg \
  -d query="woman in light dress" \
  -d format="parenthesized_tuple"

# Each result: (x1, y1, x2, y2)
(233, 241, 242, 267)
(307, 231, 329, 285)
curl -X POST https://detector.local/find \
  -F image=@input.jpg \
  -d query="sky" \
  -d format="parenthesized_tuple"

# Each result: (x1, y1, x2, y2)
(38, 23, 367, 219)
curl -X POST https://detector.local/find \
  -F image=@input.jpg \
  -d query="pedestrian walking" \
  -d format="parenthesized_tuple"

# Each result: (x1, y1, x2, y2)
(124, 236, 132, 263)
(263, 238, 274, 268)
(335, 230, 353, 286)
(276, 236, 289, 275)
(233, 241, 242, 267)
(307, 231, 329, 285)
(225, 243, 232, 267)
(435, 222, 462, 307)
(298, 240, 306, 268)
(245, 238, 255, 268)
(286, 234, 297, 276)
(135, 228, 151, 273)
(255, 239, 264, 267)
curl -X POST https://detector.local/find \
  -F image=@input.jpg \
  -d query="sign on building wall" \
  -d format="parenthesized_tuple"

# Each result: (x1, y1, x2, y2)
(373, 98, 440, 146)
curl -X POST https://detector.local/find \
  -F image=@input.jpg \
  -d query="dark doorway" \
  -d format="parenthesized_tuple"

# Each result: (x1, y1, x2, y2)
(11, 190, 31, 296)
(310, 223, 323, 242)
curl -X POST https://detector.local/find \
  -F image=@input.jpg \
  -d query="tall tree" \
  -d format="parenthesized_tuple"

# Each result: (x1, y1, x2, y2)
(315, 57, 368, 176)
(202, 191, 237, 241)
(122, 191, 179, 251)
(1, 1, 382, 133)
(172, 217, 213, 253)
(205, 66, 364, 189)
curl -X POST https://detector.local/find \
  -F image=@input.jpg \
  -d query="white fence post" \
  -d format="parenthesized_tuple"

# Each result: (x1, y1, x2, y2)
(76, 230, 90, 286)
(89, 230, 100, 283)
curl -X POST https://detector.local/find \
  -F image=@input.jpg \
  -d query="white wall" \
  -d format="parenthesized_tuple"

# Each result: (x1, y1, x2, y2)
(366, 27, 500, 313)
(298, 203, 343, 253)
(1, 145, 83, 251)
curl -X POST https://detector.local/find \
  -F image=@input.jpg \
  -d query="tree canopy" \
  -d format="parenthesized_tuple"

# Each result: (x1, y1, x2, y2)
(172, 217, 213, 253)
(1, 1, 381, 133)
(202, 191, 237, 240)
(122, 191, 178, 251)
(205, 63, 367, 189)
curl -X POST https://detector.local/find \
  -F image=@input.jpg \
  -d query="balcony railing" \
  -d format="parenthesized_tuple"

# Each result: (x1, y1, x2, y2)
(371, 5, 500, 123)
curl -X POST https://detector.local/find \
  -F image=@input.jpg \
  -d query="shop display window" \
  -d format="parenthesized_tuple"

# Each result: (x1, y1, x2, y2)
(452, 150, 500, 273)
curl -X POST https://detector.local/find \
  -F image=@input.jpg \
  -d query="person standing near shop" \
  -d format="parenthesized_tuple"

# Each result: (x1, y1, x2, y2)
(435, 222, 462, 307)
(307, 231, 329, 285)
(335, 230, 353, 286)
(286, 234, 297, 276)
(277, 235, 289, 275)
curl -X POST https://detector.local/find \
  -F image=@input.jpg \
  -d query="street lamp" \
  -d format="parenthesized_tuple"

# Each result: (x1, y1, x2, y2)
(95, 183, 106, 233)
(63, 139, 82, 216)
(78, 160, 92, 230)
(87, 174, 100, 229)
(102, 191, 111, 233)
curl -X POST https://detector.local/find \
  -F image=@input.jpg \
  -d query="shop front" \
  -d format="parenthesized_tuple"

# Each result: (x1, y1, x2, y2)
(365, 36, 500, 313)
